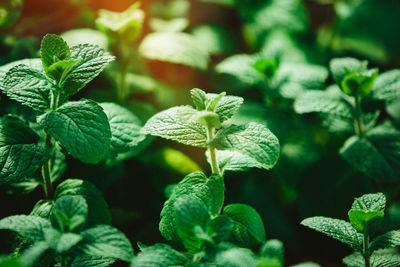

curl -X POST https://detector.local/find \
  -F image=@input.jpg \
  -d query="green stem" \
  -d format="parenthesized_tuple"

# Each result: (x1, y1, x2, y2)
(117, 65, 128, 101)
(363, 231, 370, 267)
(41, 90, 60, 200)
(354, 92, 364, 137)
(206, 126, 221, 176)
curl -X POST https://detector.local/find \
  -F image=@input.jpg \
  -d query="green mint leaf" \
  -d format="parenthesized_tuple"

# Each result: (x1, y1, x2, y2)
(20, 241, 49, 267)
(206, 150, 262, 172)
(212, 93, 243, 122)
(212, 122, 280, 170)
(61, 28, 109, 49)
(159, 172, 224, 241)
(276, 63, 329, 99)
(330, 57, 367, 86)
(50, 195, 88, 233)
(174, 195, 211, 252)
(372, 69, 400, 102)
(342, 253, 364, 267)
(0, 215, 50, 242)
(294, 90, 354, 119)
(3, 64, 53, 112)
(190, 24, 237, 55)
(46, 59, 79, 84)
(191, 88, 207, 111)
(301, 217, 363, 251)
(55, 232, 82, 253)
(0, 116, 49, 183)
(253, 57, 277, 78)
(130, 243, 188, 267)
(0, 58, 43, 90)
(31, 200, 53, 218)
(61, 44, 114, 95)
(78, 224, 134, 262)
(100, 103, 145, 155)
(215, 247, 257, 267)
(344, 250, 400, 267)
(341, 68, 379, 96)
(150, 17, 189, 33)
(40, 34, 71, 75)
(196, 110, 221, 129)
(223, 204, 266, 248)
(142, 106, 207, 147)
(259, 239, 284, 265)
(206, 215, 233, 243)
(38, 100, 111, 164)
(96, 3, 145, 44)
(55, 179, 111, 227)
(348, 193, 386, 234)
(340, 124, 400, 181)
(215, 54, 266, 91)
(139, 32, 210, 71)
(69, 256, 115, 267)
(369, 230, 400, 252)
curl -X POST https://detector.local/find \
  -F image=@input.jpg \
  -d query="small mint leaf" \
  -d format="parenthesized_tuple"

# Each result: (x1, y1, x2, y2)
(41, 34, 71, 75)
(50, 195, 88, 233)
(330, 57, 367, 86)
(131, 243, 188, 267)
(191, 88, 207, 111)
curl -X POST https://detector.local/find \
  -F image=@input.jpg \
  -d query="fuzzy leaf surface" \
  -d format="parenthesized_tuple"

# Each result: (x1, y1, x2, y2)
(212, 122, 280, 170)
(39, 100, 111, 164)
(0, 116, 49, 183)
(0, 215, 50, 242)
(369, 230, 400, 252)
(301, 217, 363, 251)
(372, 69, 400, 102)
(142, 106, 207, 147)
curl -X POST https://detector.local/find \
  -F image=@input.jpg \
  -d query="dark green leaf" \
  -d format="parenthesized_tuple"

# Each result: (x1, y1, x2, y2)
(50, 195, 88, 233)
(0, 215, 50, 242)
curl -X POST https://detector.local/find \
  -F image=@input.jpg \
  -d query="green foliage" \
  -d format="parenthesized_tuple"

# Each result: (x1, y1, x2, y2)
(224, 204, 266, 247)
(139, 32, 210, 70)
(131, 243, 188, 267)
(302, 193, 400, 266)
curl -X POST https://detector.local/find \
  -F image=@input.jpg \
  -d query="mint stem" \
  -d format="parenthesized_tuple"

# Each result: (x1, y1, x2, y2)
(206, 126, 221, 176)
(41, 90, 60, 200)
(363, 230, 370, 267)
(117, 65, 128, 101)
(354, 92, 364, 137)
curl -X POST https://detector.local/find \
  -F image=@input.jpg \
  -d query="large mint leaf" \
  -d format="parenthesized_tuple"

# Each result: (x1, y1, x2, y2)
(206, 150, 263, 172)
(159, 172, 224, 241)
(0, 215, 51, 242)
(61, 44, 114, 95)
(212, 122, 280, 170)
(340, 124, 400, 181)
(78, 225, 134, 262)
(130, 243, 188, 267)
(100, 103, 145, 155)
(3, 64, 53, 112)
(369, 230, 400, 252)
(38, 100, 111, 164)
(142, 106, 207, 147)
(372, 69, 400, 102)
(344, 250, 400, 267)
(55, 179, 111, 227)
(223, 204, 266, 248)
(294, 90, 354, 119)
(301, 217, 363, 251)
(139, 32, 209, 70)
(0, 116, 49, 183)
(0, 58, 43, 89)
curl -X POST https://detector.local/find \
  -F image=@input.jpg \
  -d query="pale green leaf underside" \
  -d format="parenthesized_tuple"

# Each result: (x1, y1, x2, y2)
(142, 106, 207, 147)
(212, 122, 280, 170)
(3, 64, 53, 112)
(130, 243, 188, 267)
(215, 247, 257, 267)
(0, 215, 50, 242)
(0, 116, 49, 183)
(139, 32, 209, 70)
(78, 224, 134, 262)
(301, 216, 363, 251)
(38, 100, 111, 164)
(206, 150, 264, 172)
(100, 103, 145, 155)
(294, 90, 354, 119)
(372, 69, 400, 102)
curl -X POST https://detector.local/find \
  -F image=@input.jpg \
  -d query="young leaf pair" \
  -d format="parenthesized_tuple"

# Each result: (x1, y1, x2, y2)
(302, 193, 400, 267)
(295, 57, 400, 181)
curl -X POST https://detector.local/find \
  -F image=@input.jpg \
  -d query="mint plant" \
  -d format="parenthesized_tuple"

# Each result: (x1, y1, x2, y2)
(0, 195, 133, 266)
(295, 57, 400, 181)
(301, 193, 400, 267)
(0, 33, 145, 198)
